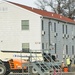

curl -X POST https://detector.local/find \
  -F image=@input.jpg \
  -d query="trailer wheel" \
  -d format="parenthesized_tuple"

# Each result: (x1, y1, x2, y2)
(0, 64, 6, 75)
(32, 68, 38, 74)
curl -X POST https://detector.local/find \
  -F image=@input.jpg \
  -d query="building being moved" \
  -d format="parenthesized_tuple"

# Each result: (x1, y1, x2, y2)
(0, 1, 75, 61)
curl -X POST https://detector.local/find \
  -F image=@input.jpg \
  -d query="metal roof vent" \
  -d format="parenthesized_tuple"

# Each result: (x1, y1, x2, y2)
(60, 16, 62, 18)
(52, 14, 54, 16)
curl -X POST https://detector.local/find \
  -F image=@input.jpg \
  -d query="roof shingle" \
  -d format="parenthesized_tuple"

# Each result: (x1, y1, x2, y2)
(7, 1, 75, 24)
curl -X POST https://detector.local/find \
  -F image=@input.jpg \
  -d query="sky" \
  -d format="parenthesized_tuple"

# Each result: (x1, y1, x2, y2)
(6, 0, 53, 11)
(0, 0, 53, 11)
(1, 0, 37, 8)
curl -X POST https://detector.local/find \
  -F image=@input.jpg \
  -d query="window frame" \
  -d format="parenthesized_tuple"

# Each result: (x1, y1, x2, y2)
(22, 43, 30, 52)
(21, 20, 29, 30)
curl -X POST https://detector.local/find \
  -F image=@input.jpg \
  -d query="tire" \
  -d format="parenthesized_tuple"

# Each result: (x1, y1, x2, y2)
(32, 68, 38, 74)
(0, 64, 6, 75)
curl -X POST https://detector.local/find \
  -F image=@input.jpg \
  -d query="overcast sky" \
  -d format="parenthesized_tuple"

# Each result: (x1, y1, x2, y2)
(0, 0, 52, 11)
(1, 0, 37, 8)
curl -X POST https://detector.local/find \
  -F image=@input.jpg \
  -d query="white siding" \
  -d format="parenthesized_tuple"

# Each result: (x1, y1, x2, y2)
(0, 1, 75, 61)
(0, 1, 42, 51)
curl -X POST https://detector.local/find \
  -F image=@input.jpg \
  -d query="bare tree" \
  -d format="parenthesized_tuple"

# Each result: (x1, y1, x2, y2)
(61, 0, 75, 18)
(35, 0, 47, 10)
(35, 0, 75, 19)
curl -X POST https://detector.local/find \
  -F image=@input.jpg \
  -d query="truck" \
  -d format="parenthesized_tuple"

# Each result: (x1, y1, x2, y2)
(0, 51, 28, 75)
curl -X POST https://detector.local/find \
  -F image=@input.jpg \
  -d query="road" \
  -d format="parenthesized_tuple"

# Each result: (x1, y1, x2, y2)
(9, 72, 75, 75)
(9, 73, 29, 75)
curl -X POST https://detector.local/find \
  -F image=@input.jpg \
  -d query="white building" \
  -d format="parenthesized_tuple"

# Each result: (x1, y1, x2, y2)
(0, 1, 75, 61)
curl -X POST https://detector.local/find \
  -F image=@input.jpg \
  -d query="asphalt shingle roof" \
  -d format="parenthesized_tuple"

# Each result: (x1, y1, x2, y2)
(7, 1, 75, 24)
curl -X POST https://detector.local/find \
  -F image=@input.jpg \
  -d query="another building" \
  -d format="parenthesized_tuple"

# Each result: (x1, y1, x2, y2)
(0, 1, 75, 61)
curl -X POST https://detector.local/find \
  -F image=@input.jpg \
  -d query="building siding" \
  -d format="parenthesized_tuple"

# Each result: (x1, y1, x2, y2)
(41, 17, 75, 61)
(0, 1, 42, 51)
(0, 1, 75, 61)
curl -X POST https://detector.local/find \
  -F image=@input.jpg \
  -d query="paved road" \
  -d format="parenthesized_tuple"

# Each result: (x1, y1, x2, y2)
(9, 72, 75, 75)
(9, 73, 29, 75)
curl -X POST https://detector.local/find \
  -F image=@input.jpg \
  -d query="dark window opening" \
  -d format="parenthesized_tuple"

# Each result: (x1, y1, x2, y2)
(62, 25, 64, 33)
(55, 43, 56, 54)
(42, 43, 44, 49)
(66, 25, 67, 34)
(54, 23, 56, 32)
(42, 20, 44, 30)
(72, 46, 74, 54)
(66, 45, 68, 54)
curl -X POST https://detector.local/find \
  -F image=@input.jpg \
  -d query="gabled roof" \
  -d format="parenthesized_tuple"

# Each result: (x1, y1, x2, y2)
(6, 1, 75, 24)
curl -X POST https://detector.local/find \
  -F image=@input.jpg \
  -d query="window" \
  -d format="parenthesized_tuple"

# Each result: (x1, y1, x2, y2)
(49, 22, 52, 31)
(48, 23, 50, 46)
(66, 25, 67, 34)
(55, 43, 56, 54)
(72, 46, 74, 54)
(66, 45, 68, 54)
(46, 43, 48, 49)
(62, 25, 64, 33)
(21, 20, 29, 30)
(72, 26, 74, 35)
(42, 20, 44, 30)
(42, 43, 44, 49)
(22, 43, 29, 52)
(54, 23, 56, 32)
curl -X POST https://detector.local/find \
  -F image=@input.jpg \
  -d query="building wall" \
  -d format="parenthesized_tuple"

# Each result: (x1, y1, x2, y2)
(42, 17, 75, 61)
(0, 1, 42, 51)
(0, 1, 75, 61)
